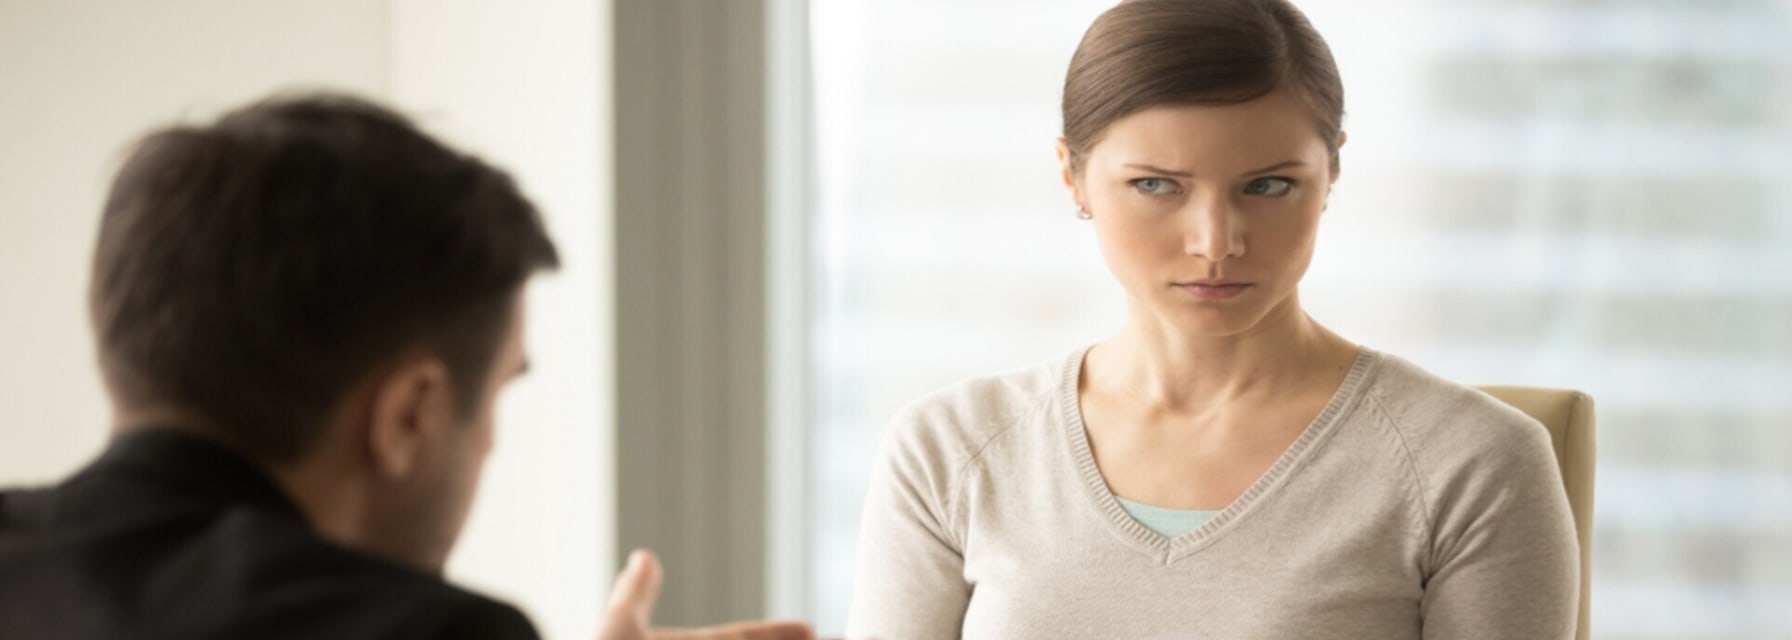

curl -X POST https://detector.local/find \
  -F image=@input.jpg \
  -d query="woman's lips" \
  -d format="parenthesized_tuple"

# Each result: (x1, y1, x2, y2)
(1172, 282, 1252, 300)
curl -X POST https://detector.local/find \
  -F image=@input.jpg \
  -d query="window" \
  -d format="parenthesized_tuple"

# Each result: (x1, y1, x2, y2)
(801, 0, 1792, 637)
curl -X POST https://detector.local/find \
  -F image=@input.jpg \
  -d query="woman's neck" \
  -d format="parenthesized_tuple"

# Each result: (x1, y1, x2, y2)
(1089, 295, 1356, 413)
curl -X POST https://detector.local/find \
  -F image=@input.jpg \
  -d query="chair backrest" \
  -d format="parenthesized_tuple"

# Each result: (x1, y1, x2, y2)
(1475, 386, 1595, 640)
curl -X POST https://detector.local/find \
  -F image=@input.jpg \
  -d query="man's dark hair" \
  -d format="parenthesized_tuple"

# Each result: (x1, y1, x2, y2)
(90, 93, 560, 463)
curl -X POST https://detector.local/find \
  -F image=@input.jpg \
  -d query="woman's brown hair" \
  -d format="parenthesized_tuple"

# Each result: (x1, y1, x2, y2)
(1061, 0, 1344, 174)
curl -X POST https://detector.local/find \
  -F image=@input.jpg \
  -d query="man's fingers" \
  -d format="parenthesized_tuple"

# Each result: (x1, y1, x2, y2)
(653, 620, 815, 640)
(729, 621, 814, 640)
(605, 549, 664, 623)
(600, 552, 814, 640)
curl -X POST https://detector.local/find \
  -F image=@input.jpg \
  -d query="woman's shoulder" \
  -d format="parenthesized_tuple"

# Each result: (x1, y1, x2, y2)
(1359, 350, 1557, 466)
(879, 348, 1080, 463)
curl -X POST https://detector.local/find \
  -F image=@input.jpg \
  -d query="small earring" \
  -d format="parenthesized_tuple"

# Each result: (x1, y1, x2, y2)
(1076, 205, 1093, 220)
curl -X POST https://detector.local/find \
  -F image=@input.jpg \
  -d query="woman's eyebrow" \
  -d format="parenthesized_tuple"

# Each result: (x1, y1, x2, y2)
(1122, 160, 1307, 177)
(1122, 163, 1193, 177)
(1243, 160, 1305, 176)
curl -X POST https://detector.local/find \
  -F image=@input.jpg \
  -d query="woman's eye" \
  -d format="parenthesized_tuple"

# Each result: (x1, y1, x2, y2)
(1131, 178, 1179, 195)
(1244, 177, 1295, 197)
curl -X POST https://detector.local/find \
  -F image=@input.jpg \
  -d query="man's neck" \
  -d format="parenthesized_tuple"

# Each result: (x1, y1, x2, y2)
(111, 407, 371, 560)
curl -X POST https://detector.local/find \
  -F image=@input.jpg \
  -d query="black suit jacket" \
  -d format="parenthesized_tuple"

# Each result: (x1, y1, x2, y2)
(0, 430, 540, 639)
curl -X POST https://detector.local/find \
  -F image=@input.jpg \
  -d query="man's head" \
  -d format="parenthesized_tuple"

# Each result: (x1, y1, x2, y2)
(90, 93, 559, 569)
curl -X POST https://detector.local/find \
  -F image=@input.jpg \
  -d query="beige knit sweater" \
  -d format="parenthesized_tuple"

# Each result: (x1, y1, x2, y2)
(846, 347, 1578, 639)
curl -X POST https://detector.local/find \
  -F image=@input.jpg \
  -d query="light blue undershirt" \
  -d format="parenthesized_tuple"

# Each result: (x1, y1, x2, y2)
(1115, 496, 1219, 538)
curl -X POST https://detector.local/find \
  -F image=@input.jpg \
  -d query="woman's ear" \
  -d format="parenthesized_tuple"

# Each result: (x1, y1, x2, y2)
(1055, 137, 1085, 208)
(1331, 129, 1348, 184)
(366, 358, 454, 480)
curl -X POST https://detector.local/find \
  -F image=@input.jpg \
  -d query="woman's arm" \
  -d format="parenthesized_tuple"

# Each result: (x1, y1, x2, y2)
(1418, 413, 1580, 639)
(845, 410, 972, 639)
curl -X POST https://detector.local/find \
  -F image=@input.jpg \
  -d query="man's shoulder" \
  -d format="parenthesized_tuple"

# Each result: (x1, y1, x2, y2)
(423, 596, 539, 640)
(0, 484, 49, 529)
(159, 504, 542, 639)
(226, 512, 539, 638)
(0, 481, 538, 640)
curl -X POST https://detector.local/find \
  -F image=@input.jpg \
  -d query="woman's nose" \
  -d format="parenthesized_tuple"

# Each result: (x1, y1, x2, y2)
(1183, 195, 1245, 261)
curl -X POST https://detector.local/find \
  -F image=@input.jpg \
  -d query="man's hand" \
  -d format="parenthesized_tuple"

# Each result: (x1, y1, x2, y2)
(598, 549, 815, 640)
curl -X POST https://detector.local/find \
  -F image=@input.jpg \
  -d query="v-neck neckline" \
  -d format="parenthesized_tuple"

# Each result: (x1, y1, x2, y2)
(1058, 344, 1381, 564)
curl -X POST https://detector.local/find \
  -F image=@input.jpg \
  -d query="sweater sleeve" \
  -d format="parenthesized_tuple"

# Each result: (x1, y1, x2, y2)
(1416, 400, 1580, 640)
(845, 404, 973, 639)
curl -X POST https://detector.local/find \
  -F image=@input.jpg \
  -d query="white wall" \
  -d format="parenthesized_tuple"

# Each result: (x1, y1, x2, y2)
(0, 2, 613, 638)
(0, 0, 392, 484)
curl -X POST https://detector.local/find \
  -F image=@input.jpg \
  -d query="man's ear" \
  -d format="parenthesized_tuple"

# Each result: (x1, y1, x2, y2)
(366, 358, 454, 480)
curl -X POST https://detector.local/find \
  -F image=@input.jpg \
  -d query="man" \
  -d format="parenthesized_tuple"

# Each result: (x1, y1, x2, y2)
(0, 94, 811, 640)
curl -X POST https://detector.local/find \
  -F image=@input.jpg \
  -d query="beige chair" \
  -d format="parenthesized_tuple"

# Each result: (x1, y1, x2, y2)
(1476, 386, 1595, 640)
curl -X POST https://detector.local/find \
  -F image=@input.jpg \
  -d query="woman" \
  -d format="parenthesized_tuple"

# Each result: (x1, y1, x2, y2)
(845, 1, 1579, 638)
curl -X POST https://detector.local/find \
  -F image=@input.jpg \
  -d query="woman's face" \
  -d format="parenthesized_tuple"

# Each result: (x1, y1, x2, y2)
(1059, 90, 1338, 338)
